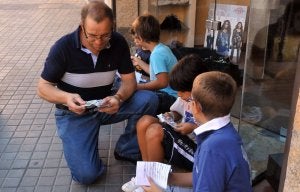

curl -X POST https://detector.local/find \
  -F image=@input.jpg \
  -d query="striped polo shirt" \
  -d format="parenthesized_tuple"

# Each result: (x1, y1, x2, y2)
(41, 27, 134, 100)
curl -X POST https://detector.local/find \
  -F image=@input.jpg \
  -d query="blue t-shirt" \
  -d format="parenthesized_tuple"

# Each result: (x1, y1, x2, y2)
(41, 27, 134, 101)
(193, 123, 252, 192)
(150, 43, 177, 97)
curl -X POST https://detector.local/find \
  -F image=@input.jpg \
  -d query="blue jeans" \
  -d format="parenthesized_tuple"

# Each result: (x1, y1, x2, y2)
(55, 90, 158, 184)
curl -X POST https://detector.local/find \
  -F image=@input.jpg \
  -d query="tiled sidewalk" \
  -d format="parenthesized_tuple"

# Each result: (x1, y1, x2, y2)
(0, 0, 135, 191)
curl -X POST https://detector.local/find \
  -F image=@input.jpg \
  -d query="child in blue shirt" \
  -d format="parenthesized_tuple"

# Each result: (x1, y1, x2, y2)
(142, 71, 252, 192)
(130, 14, 178, 114)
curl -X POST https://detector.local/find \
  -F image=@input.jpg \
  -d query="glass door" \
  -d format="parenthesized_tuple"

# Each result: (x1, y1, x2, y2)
(239, 0, 299, 181)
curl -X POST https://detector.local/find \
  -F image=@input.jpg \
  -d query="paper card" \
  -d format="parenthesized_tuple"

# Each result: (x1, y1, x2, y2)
(135, 161, 171, 190)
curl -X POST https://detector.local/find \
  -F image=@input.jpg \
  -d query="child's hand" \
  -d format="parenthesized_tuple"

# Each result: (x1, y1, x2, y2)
(142, 177, 164, 192)
(163, 112, 175, 121)
(175, 123, 197, 135)
(131, 55, 145, 71)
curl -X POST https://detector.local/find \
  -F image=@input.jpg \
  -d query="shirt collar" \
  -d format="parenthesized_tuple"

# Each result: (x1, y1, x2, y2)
(74, 26, 81, 49)
(193, 114, 231, 135)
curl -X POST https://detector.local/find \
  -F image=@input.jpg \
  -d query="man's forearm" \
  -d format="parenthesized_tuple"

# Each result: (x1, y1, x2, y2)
(37, 78, 70, 104)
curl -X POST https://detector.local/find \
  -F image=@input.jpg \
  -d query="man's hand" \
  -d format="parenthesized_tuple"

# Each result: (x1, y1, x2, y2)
(66, 94, 86, 115)
(97, 95, 121, 114)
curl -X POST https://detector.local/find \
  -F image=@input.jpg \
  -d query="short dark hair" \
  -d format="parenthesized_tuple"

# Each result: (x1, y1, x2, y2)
(169, 54, 208, 92)
(81, 0, 114, 24)
(192, 71, 237, 118)
(131, 14, 160, 43)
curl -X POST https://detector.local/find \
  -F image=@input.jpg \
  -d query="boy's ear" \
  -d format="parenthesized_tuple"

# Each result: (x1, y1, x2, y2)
(191, 100, 201, 117)
(194, 101, 202, 113)
(193, 101, 206, 123)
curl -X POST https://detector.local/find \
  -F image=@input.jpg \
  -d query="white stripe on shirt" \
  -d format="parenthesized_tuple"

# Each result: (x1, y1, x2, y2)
(61, 71, 116, 88)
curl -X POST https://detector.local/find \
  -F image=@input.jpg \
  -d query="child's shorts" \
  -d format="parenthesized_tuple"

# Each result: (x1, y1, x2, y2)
(162, 123, 196, 171)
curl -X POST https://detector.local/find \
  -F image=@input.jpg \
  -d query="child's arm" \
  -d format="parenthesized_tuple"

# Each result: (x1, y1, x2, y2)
(142, 177, 164, 192)
(168, 172, 193, 187)
(137, 72, 169, 90)
(142, 172, 193, 192)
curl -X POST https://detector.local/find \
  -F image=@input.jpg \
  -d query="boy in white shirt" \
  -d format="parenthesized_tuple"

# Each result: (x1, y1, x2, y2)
(122, 54, 208, 192)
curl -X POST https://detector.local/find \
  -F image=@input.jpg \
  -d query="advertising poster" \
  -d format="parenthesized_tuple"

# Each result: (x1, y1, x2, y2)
(204, 4, 247, 64)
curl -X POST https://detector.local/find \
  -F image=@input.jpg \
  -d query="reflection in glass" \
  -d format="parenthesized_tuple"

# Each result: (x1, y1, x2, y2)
(240, 0, 300, 180)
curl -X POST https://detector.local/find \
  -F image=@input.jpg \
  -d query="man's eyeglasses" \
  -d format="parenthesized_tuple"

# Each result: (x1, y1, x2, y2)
(82, 25, 111, 42)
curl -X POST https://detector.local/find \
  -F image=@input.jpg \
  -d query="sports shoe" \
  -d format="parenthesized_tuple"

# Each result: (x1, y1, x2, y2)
(134, 187, 144, 192)
(122, 177, 142, 192)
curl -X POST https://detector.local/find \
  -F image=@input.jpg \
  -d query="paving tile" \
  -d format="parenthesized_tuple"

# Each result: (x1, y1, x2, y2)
(17, 186, 35, 192)
(0, 170, 9, 178)
(26, 130, 42, 138)
(2, 177, 21, 187)
(37, 176, 55, 186)
(104, 185, 122, 192)
(23, 138, 38, 145)
(69, 183, 88, 192)
(9, 138, 24, 145)
(40, 168, 58, 177)
(15, 152, 32, 160)
(0, 159, 13, 169)
(34, 143, 50, 152)
(46, 151, 62, 159)
(52, 185, 70, 192)
(12, 131, 27, 138)
(24, 169, 41, 177)
(31, 151, 47, 159)
(7, 169, 25, 177)
(0, 187, 17, 192)
(11, 159, 29, 169)
(1, 152, 17, 160)
(20, 176, 39, 187)
(54, 175, 72, 186)
(44, 158, 61, 168)
(4, 144, 21, 153)
(28, 159, 44, 169)
(34, 185, 52, 192)
(19, 144, 36, 152)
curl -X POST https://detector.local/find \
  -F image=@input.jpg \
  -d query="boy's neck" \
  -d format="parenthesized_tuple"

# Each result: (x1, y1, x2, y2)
(145, 41, 159, 52)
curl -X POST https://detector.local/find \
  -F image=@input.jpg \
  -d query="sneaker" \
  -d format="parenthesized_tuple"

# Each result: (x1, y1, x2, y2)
(122, 177, 142, 192)
(134, 187, 144, 192)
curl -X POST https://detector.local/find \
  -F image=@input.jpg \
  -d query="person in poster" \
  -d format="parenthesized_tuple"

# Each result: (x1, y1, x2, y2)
(206, 29, 214, 49)
(230, 22, 243, 63)
(216, 20, 231, 57)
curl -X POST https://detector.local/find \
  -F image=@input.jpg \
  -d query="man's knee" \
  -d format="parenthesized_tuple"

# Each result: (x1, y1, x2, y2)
(71, 165, 104, 185)
(135, 90, 158, 106)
